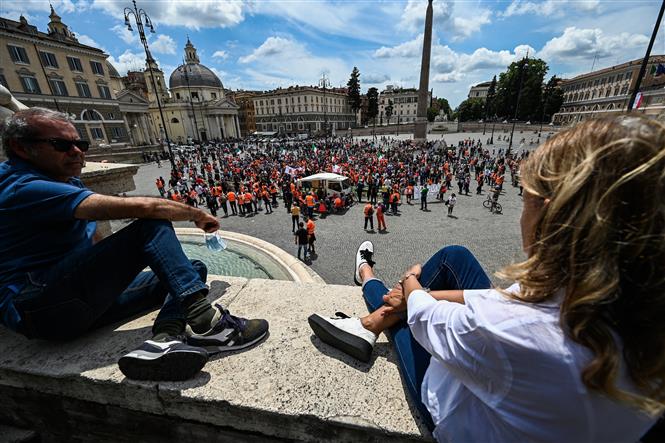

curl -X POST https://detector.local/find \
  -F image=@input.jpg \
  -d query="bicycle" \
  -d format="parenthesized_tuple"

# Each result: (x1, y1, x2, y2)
(483, 194, 502, 214)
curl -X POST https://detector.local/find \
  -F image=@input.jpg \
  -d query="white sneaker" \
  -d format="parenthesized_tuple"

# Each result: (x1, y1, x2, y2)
(308, 312, 377, 362)
(354, 240, 375, 286)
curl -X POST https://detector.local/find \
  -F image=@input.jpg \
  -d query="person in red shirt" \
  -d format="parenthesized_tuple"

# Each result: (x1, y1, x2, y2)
(376, 202, 387, 232)
(363, 202, 374, 231)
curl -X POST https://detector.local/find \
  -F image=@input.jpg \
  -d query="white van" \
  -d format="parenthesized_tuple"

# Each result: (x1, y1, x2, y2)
(297, 173, 352, 198)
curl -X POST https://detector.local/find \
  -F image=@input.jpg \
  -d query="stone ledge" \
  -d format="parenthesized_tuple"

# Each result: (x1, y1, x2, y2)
(0, 277, 432, 442)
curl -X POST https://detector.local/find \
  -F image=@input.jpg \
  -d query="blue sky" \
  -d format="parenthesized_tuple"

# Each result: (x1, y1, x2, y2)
(2, 1, 664, 107)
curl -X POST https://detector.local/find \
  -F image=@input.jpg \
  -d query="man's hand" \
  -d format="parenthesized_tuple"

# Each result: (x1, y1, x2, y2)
(194, 211, 219, 233)
(382, 283, 406, 316)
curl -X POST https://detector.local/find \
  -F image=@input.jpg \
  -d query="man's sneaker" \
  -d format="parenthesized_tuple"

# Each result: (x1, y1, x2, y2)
(118, 336, 208, 381)
(354, 240, 375, 286)
(308, 312, 377, 363)
(187, 304, 269, 354)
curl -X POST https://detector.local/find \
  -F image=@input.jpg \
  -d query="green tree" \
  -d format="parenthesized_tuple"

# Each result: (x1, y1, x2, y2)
(455, 98, 485, 122)
(347, 67, 362, 116)
(541, 75, 564, 122)
(385, 99, 394, 124)
(427, 107, 438, 122)
(495, 57, 549, 121)
(435, 97, 452, 117)
(367, 87, 379, 122)
(485, 75, 497, 119)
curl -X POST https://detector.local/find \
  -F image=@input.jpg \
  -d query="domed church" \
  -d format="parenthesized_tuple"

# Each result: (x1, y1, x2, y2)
(142, 38, 240, 143)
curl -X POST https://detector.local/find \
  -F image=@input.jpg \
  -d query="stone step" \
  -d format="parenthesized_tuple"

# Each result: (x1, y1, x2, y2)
(0, 277, 432, 442)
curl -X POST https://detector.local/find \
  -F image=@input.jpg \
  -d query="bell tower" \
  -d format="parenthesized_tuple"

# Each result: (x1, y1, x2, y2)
(144, 58, 170, 104)
(184, 37, 200, 64)
(47, 4, 78, 42)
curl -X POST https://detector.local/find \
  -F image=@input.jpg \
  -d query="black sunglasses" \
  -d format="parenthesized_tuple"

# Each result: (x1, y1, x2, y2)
(23, 138, 90, 152)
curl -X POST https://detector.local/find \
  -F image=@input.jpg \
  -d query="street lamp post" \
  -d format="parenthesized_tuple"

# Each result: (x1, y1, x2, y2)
(508, 56, 529, 155)
(490, 119, 495, 144)
(124, 0, 175, 169)
(319, 73, 331, 139)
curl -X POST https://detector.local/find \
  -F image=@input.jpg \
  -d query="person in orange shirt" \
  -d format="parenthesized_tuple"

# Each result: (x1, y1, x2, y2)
(244, 191, 254, 215)
(390, 191, 400, 215)
(227, 190, 237, 215)
(406, 184, 414, 204)
(305, 193, 316, 219)
(306, 217, 316, 254)
(237, 192, 245, 216)
(376, 202, 387, 232)
(363, 202, 374, 231)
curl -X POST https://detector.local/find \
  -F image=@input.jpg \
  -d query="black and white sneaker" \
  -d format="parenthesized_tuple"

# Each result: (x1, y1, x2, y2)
(187, 304, 269, 354)
(354, 240, 375, 286)
(118, 336, 208, 381)
(308, 312, 377, 363)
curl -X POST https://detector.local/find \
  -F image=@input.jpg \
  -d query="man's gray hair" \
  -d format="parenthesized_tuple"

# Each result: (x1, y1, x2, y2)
(1, 107, 72, 158)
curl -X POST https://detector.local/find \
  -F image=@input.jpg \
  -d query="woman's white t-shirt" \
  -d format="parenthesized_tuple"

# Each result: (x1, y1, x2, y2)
(407, 284, 657, 442)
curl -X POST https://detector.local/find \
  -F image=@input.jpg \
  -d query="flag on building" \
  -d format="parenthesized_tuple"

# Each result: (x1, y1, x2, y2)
(633, 92, 643, 109)
(650, 63, 665, 77)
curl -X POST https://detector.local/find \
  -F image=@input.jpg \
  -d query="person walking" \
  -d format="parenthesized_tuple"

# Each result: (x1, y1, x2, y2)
(446, 193, 457, 217)
(363, 202, 374, 231)
(294, 222, 309, 261)
(305, 192, 316, 219)
(291, 204, 300, 232)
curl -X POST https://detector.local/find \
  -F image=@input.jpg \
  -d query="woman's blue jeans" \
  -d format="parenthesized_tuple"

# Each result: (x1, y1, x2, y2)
(13, 219, 208, 340)
(362, 245, 491, 430)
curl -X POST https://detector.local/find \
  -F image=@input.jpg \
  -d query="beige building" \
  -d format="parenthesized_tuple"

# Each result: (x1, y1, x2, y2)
(0, 8, 129, 146)
(467, 81, 492, 101)
(140, 39, 240, 143)
(378, 86, 429, 125)
(553, 55, 665, 124)
(229, 90, 260, 136)
(252, 86, 354, 135)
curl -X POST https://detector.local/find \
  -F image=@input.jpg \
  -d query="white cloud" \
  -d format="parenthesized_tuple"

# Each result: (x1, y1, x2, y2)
(539, 27, 649, 62)
(0, 0, 76, 17)
(212, 50, 229, 60)
(374, 35, 423, 59)
(451, 9, 492, 41)
(150, 34, 176, 55)
(398, 0, 453, 34)
(433, 73, 462, 83)
(107, 50, 148, 76)
(502, 0, 600, 17)
(239, 37, 304, 64)
(77, 34, 104, 50)
(92, 0, 246, 29)
(111, 24, 137, 45)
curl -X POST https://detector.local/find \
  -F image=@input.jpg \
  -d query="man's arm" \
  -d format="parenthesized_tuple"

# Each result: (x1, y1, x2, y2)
(74, 194, 219, 232)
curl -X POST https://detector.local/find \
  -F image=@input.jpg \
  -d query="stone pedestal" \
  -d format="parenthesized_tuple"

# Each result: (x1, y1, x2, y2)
(80, 161, 140, 237)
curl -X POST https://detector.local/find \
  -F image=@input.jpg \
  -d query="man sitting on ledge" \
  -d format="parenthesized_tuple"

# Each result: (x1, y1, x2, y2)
(0, 108, 268, 381)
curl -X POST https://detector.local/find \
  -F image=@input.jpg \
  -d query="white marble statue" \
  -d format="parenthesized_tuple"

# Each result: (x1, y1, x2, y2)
(0, 84, 29, 119)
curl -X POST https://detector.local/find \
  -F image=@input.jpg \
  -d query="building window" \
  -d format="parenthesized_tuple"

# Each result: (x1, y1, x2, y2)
(171, 117, 179, 123)
(90, 127, 104, 139)
(626, 71, 633, 80)
(111, 127, 124, 138)
(82, 109, 102, 120)
(76, 82, 92, 97)
(67, 56, 84, 72)
(20, 76, 41, 94)
(211, 92, 217, 99)
(0, 74, 8, 88)
(97, 85, 112, 99)
(49, 79, 68, 96)
(176, 92, 180, 99)
(191, 92, 199, 99)
(39, 51, 58, 68)
(7, 45, 29, 63)
(90, 61, 104, 75)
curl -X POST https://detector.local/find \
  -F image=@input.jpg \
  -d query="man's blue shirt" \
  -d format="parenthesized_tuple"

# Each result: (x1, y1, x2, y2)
(0, 158, 95, 331)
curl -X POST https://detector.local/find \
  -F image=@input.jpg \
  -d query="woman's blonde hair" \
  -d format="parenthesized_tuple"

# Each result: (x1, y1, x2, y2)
(498, 115, 665, 415)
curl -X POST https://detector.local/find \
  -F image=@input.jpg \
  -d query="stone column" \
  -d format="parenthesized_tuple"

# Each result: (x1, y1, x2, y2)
(217, 115, 225, 138)
(414, 0, 433, 141)
(124, 115, 134, 146)
(234, 115, 241, 138)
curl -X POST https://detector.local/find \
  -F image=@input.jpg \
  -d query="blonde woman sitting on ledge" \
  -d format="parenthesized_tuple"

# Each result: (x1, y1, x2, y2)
(309, 115, 665, 442)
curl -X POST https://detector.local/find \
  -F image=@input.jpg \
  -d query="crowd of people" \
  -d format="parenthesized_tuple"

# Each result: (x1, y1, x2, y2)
(151, 135, 528, 248)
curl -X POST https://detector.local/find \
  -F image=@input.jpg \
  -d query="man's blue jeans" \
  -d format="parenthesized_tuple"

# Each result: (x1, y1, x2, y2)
(362, 245, 491, 430)
(12, 219, 208, 340)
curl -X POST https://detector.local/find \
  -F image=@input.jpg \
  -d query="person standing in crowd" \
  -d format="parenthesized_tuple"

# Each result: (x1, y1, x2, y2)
(306, 217, 316, 255)
(155, 177, 165, 198)
(237, 191, 245, 216)
(420, 184, 429, 211)
(283, 186, 293, 214)
(305, 192, 316, 219)
(476, 172, 485, 195)
(218, 191, 228, 217)
(446, 193, 457, 217)
(376, 202, 387, 232)
(363, 201, 374, 231)
(205, 192, 218, 217)
(294, 222, 309, 261)
(390, 190, 400, 215)
(406, 183, 413, 205)
(356, 180, 364, 203)
(262, 188, 273, 214)
(227, 190, 237, 215)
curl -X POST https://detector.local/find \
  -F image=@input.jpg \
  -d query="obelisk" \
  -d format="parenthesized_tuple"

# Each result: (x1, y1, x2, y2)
(414, 0, 433, 141)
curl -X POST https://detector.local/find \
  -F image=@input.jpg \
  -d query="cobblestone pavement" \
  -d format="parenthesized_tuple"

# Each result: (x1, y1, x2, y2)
(114, 132, 545, 287)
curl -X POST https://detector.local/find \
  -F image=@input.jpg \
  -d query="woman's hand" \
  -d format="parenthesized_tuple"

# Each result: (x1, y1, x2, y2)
(382, 283, 406, 315)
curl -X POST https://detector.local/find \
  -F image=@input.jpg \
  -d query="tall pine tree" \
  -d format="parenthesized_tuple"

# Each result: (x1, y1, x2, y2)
(367, 87, 379, 122)
(347, 67, 362, 119)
